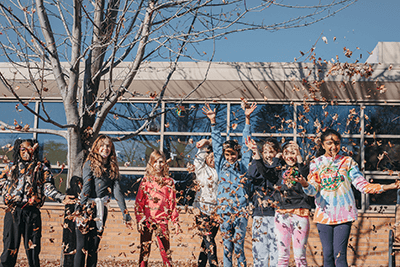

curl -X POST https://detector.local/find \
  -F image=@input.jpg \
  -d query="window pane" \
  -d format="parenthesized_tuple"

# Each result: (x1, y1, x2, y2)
(119, 174, 142, 200)
(230, 104, 293, 133)
(165, 103, 226, 133)
(365, 105, 400, 134)
(172, 171, 195, 206)
(0, 102, 35, 127)
(37, 134, 68, 165)
(297, 104, 360, 134)
(368, 178, 398, 206)
(164, 135, 208, 168)
(364, 138, 400, 171)
(112, 135, 160, 167)
(38, 102, 66, 129)
(102, 103, 162, 132)
(49, 169, 67, 196)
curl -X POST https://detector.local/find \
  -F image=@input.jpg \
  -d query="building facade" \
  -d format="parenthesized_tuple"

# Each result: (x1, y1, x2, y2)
(0, 42, 400, 265)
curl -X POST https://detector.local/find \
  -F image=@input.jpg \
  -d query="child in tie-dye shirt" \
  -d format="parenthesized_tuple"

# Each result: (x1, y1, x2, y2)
(295, 129, 400, 267)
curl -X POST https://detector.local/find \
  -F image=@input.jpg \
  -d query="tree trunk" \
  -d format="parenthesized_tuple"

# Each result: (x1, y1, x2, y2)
(61, 128, 85, 266)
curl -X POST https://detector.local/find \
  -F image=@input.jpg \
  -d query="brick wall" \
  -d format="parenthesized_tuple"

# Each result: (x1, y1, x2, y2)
(0, 202, 398, 266)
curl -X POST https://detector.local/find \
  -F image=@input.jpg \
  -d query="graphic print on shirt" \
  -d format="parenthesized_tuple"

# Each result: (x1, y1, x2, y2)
(319, 159, 347, 192)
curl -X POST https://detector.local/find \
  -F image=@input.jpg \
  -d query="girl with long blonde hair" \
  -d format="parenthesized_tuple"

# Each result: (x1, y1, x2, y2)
(135, 150, 180, 267)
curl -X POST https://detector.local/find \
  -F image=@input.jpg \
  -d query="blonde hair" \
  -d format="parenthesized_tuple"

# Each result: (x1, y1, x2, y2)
(86, 135, 119, 180)
(145, 150, 169, 178)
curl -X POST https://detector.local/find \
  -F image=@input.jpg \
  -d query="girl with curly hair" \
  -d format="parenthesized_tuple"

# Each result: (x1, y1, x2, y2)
(74, 135, 132, 267)
(135, 150, 180, 267)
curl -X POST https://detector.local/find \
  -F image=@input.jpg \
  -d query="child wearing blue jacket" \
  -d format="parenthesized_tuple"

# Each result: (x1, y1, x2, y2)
(202, 102, 257, 267)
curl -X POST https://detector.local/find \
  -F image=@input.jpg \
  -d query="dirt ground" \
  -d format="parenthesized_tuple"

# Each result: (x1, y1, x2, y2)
(13, 259, 204, 266)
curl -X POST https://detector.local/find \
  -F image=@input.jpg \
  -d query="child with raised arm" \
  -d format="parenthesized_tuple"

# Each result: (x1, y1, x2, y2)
(247, 139, 313, 267)
(193, 139, 219, 267)
(135, 150, 179, 267)
(202, 102, 257, 267)
(247, 137, 281, 267)
(295, 128, 400, 267)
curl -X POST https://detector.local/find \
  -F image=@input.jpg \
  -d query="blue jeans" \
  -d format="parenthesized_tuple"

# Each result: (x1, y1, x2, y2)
(317, 222, 352, 267)
(252, 216, 278, 267)
(220, 214, 248, 267)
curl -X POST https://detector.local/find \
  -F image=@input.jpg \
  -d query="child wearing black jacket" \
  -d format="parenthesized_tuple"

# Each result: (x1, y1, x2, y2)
(247, 139, 313, 267)
(248, 138, 281, 266)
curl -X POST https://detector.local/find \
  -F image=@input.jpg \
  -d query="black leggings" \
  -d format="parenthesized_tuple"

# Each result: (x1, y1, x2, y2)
(74, 208, 108, 267)
(196, 213, 219, 267)
(0, 206, 42, 267)
(139, 224, 171, 267)
(317, 222, 352, 267)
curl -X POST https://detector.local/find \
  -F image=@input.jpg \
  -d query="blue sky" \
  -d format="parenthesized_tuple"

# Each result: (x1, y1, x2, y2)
(209, 0, 400, 63)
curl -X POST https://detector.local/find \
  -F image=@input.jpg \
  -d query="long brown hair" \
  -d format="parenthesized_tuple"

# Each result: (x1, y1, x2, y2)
(86, 135, 119, 180)
(145, 150, 169, 178)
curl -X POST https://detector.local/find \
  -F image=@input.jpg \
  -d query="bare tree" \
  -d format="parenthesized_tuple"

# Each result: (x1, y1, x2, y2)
(0, 0, 357, 184)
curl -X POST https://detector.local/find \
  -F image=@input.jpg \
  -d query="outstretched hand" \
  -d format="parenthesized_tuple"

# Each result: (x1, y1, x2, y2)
(244, 102, 257, 117)
(62, 195, 76, 205)
(383, 180, 400, 191)
(202, 103, 216, 123)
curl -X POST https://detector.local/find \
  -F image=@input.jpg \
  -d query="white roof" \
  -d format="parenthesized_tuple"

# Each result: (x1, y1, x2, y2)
(1, 44, 400, 103)
(366, 42, 400, 64)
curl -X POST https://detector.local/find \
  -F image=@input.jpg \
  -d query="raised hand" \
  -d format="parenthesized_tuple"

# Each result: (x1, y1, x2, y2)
(288, 141, 303, 163)
(196, 139, 211, 149)
(245, 136, 261, 160)
(245, 137, 257, 154)
(244, 102, 257, 125)
(202, 103, 216, 124)
(244, 102, 257, 117)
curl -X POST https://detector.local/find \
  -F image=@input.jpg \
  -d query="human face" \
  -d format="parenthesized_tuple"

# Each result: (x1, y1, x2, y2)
(262, 145, 278, 164)
(224, 149, 238, 165)
(282, 145, 298, 166)
(321, 134, 341, 157)
(205, 152, 215, 168)
(19, 141, 33, 162)
(98, 140, 112, 159)
(153, 156, 165, 176)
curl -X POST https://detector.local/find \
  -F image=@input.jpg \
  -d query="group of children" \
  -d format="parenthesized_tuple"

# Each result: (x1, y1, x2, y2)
(194, 102, 400, 267)
(0, 102, 399, 267)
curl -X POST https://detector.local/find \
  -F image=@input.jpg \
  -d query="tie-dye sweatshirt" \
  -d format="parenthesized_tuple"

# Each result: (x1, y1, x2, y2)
(303, 154, 384, 225)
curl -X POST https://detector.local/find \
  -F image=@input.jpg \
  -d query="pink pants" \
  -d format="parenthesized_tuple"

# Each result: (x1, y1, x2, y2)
(275, 212, 309, 267)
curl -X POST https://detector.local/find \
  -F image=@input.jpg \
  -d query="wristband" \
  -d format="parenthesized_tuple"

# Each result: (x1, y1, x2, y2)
(211, 123, 216, 127)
